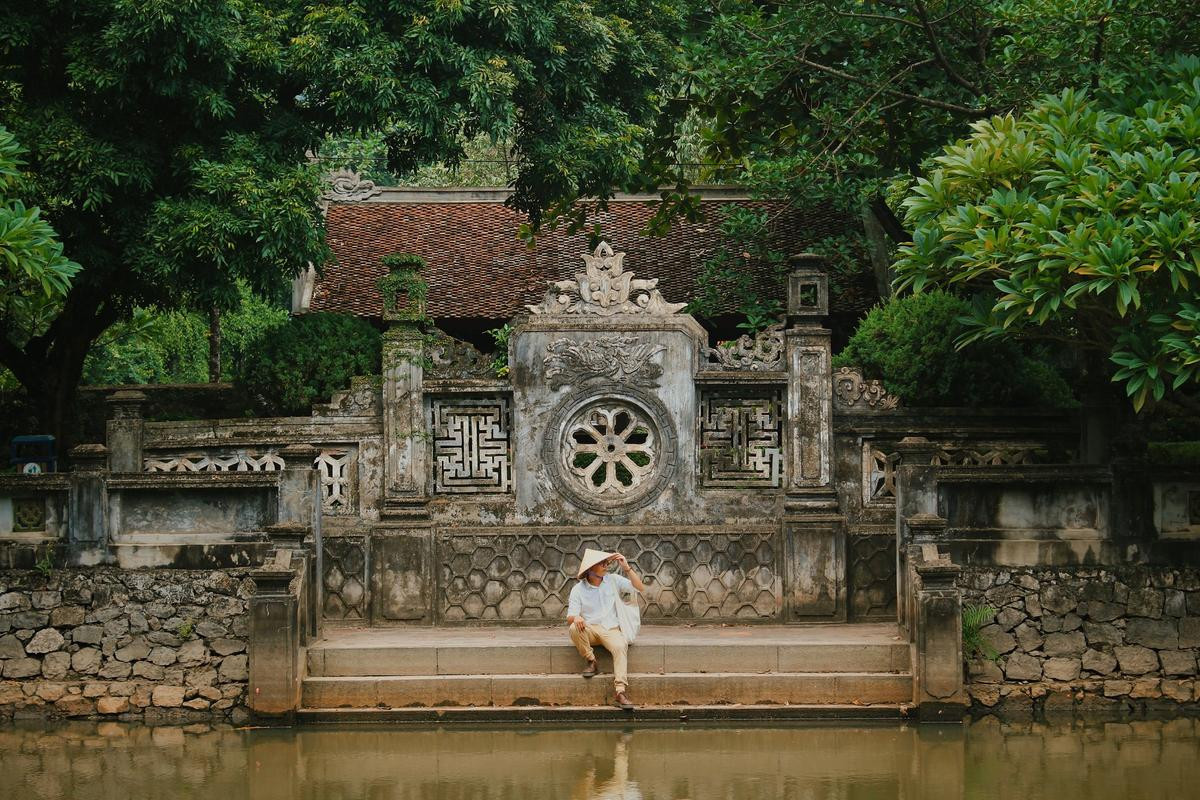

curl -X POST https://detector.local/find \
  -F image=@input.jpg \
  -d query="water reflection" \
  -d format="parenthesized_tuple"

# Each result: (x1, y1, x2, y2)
(0, 717, 1198, 799)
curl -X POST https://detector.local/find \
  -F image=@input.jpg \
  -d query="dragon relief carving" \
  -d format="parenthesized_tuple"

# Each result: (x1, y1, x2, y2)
(543, 336, 666, 390)
(526, 241, 687, 316)
(427, 332, 496, 380)
(703, 322, 785, 371)
(834, 367, 900, 410)
(323, 168, 383, 202)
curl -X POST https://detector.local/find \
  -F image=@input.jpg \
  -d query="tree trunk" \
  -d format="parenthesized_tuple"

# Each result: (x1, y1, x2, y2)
(208, 304, 222, 383)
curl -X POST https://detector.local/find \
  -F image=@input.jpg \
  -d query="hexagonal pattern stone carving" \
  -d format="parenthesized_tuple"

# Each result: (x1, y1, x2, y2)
(438, 531, 780, 621)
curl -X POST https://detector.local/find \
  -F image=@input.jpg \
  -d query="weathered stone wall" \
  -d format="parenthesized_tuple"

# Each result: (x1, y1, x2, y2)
(0, 568, 251, 723)
(961, 566, 1200, 719)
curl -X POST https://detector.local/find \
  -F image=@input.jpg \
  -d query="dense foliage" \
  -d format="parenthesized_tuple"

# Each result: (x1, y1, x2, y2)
(833, 291, 1073, 407)
(81, 286, 289, 386)
(894, 57, 1200, 410)
(234, 313, 380, 416)
(0, 0, 687, 447)
(0, 125, 80, 348)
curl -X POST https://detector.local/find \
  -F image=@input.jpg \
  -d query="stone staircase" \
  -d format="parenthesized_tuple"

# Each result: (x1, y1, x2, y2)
(299, 623, 913, 722)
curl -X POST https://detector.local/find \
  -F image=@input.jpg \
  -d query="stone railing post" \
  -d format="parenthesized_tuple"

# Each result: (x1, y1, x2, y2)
(913, 544, 966, 722)
(105, 389, 147, 472)
(894, 437, 941, 633)
(248, 550, 302, 723)
(380, 320, 429, 520)
(66, 444, 109, 560)
(781, 268, 846, 620)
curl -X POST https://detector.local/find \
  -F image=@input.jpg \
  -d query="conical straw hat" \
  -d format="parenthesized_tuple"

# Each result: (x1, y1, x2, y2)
(576, 548, 616, 579)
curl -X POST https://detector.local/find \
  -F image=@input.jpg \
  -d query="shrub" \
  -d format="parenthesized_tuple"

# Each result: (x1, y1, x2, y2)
(234, 313, 381, 416)
(833, 291, 1074, 407)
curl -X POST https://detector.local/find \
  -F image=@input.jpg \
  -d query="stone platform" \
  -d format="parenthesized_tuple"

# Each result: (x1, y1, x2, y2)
(300, 623, 912, 719)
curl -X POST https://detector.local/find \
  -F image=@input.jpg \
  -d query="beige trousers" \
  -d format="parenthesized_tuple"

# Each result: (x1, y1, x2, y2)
(568, 623, 629, 693)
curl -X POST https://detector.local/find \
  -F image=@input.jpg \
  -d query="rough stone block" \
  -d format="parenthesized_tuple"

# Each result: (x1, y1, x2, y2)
(25, 628, 65, 654)
(40, 651, 70, 679)
(1165, 590, 1187, 617)
(1025, 593, 1042, 617)
(1004, 652, 1042, 681)
(147, 646, 177, 666)
(1083, 621, 1123, 646)
(145, 602, 177, 619)
(211, 638, 245, 656)
(71, 648, 102, 674)
(1061, 613, 1082, 632)
(1082, 649, 1118, 675)
(0, 634, 25, 659)
(1040, 585, 1078, 615)
(1179, 618, 1200, 648)
(1114, 645, 1159, 675)
(996, 607, 1025, 632)
(1043, 658, 1081, 682)
(968, 659, 1004, 684)
(177, 639, 207, 665)
(13, 611, 49, 628)
(1043, 632, 1086, 657)
(198, 686, 223, 701)
(218, 654, 248, 681)
(1159, 650, 1198, 676)
(185, 667, 218, 687)
(3, 658, 41, 678)
(31, 591, 62, 610)
(1014, 623, 1044, 653)
(50, 606, 86, 627)
(35, 682, 66, 701)
(115, 638, 152, 663)
(152, 685, 186, 708)
(1129, 678, 1161, 699)
(98, 659, 132, 679)
(1085, 601, 1124, 622)
(132, 661, 164, 680)
(1125, 618, 1178, 650)
(194, 621, 227, 639)
(97, 696, 130, 714)
(1103, 680, 1132, 697)
(980, 624, 1017, 656)
(55, 696, 94, 716)
(83, 683, 108, 698)
(0, 593, 30, 612)
(969, 684, 1001, 707)
(72, 625, 103, 645)
(1162, 679, 1194, 702)
(1127, 589, 1164, 619)
(147, 632, 183, 648)
(183, 698, 210, 710)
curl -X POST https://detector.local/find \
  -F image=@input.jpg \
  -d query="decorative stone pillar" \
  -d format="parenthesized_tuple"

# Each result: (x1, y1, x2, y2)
(105, 390, 146, 473)
(248, 550, 302, 723)
(380, 321, 429, 520)
(894, 437, 942, 633)
(781, 268, 845, 619)
(913, 545, 966, 722)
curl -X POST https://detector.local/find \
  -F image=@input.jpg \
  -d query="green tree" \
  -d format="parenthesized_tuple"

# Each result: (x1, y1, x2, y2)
(0, 125, 80, 353)
(0, 0, 685, 451)
(893, 57, 1200, 412)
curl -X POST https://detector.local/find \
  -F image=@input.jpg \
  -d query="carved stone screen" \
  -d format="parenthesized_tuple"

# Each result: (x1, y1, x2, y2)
(699, 388, 784, 487)
(439, 529, 781, 622)
(430, 396, 512, 494)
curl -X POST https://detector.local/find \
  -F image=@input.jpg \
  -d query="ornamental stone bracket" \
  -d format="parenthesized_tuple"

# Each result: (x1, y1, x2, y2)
(427, 331, 497, 381)
(833, 366, 900, 410)
(543, 336, 666, 389)
(702, 322, 785, 372)
(526, 241, 687, 316)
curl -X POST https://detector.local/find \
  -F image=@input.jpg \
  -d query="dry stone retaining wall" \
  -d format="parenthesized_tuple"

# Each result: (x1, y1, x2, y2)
(962, 566, 1200, 720)
(0, 568, 251, 723)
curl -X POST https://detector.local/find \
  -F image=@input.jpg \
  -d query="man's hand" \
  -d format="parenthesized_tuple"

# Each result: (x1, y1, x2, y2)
(612, 553, 630, 570)
(570, 616, 586, 632)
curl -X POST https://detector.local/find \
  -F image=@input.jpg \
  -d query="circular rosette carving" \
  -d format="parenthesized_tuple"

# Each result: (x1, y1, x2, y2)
(543, 386, 678, 515)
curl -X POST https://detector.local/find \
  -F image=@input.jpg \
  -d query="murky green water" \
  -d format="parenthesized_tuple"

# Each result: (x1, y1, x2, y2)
(1, 718, 1198, 799)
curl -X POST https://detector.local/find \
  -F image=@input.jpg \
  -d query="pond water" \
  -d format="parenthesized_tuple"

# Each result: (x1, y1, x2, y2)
(1, 718, 1198, 799)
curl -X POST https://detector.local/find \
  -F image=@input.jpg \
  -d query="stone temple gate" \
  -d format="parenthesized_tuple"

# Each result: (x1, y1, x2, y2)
(20, 241, 1068, 629)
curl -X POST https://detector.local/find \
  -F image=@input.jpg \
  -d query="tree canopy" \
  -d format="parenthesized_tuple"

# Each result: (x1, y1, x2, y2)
(0, 0, 686, 445)
(893, 56, 1200, 411)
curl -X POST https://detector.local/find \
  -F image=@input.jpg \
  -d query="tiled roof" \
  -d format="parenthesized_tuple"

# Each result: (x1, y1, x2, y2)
(311, 191, 856, 320)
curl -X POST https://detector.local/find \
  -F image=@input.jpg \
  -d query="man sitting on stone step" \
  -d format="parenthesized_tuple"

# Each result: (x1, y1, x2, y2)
(567, 548, 645, 710)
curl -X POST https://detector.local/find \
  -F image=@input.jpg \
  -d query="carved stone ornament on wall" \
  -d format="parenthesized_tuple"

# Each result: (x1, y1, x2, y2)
(543, 336, 665, 390)
(430, 396, 512, 494)
(703, 322, 785, 371)
(834, 367, 900, 410)
(526, 241, 687, 316)
(313, 376, 382, 417)
(543, 386, 679, 515)
(699, 389, 784, 487)
(323, 168, 382, 202)
(428, 332, 496, 381)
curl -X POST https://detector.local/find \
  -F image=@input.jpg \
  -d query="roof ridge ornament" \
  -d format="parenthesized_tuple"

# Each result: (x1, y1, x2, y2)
(526, 241, 687, 316)
(323, 168, 383, 203)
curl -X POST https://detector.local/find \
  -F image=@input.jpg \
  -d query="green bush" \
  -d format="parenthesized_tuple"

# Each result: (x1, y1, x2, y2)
(234, 313, 381, 416)
(833, 291, 1074, 408)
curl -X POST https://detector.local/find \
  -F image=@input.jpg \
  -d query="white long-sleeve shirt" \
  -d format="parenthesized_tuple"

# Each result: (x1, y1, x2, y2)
(567, 573, 634, 629)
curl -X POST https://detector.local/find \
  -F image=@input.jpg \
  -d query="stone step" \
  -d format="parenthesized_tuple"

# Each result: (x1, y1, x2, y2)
(306, 623, 910, 678)
(302, 671, 912, 709)
(297, 704, 908, 724)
